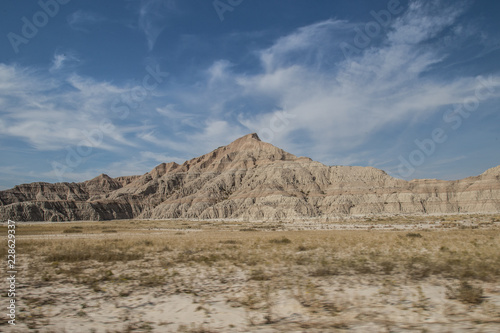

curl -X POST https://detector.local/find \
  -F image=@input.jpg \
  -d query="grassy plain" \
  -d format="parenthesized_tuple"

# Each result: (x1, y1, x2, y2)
(2, 214, 500, 332)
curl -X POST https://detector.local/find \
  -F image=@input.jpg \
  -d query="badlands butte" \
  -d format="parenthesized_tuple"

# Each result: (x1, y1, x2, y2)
(1, 133, 499, 222)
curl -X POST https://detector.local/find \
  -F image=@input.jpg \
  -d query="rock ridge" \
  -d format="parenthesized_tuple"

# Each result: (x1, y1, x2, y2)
(1, 134, 499, 221)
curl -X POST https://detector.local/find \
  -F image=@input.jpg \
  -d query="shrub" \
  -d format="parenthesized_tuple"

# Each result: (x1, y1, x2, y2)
(249, 268, 270, 281)
(456, 281, 484, 304)
(45, 250, 143, 263)
(309, 266, 339, 277)
(379, 260, 396, 275)
(447, 281, 484, 304)
(269, 237, 292, 244)
(220, 240, 239, 244)
(63, 228, 82, 233)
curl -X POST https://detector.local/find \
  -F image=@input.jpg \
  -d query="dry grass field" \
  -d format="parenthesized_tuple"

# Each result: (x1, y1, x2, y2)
(2, 214, 500, 332)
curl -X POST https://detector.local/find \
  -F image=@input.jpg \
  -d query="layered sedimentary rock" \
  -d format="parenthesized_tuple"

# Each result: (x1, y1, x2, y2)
(1, 133, 499, 221)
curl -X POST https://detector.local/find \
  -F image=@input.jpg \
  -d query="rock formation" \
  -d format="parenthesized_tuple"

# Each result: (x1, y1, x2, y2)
(1, 133, 499, 221)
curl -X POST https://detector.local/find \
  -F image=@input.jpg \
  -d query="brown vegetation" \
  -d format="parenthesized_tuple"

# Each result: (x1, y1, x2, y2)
(2, 216, 500, 332)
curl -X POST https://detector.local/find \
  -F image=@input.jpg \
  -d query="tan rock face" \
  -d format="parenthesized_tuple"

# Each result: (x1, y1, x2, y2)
(1, 133, 499, 221)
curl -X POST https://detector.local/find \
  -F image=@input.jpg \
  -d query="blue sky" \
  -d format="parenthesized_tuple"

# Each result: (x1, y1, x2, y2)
(0, 0, 499, 189)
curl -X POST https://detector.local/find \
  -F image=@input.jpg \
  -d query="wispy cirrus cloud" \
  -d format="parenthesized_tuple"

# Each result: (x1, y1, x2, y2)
(387, 0, 468, 45)
(259, 19, 354, 73)
(0, 64, 144, 151)
(1, 0, 499, 188)
(140, 151, 184, 164)
(144, 0, 500, 175)
(50, 52, 80, 72)
(244, 1, 500, 172)
(67, 10, 107, 32)
(138, 0, 177, 51)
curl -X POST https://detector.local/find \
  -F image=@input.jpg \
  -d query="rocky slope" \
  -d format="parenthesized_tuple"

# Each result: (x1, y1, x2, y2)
(1, 133, 499, 221)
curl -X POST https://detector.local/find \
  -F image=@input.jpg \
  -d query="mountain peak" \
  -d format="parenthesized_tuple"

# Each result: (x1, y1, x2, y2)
(247, 133, 261, 141)
(225, 132, 289, 155)
(88, 173, 112, 182)
(233, 133, 261, 143)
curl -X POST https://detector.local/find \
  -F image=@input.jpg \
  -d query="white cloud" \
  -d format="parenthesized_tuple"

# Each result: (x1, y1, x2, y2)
(159, 0, 500, 173)
(388, 1, 467, 45)
(2, 0, 499, 186)
(137, 131, 193, 153)
(233, 3, 493, 153)
(138, 0, 177, 51)
(185, 120, 246, 154)
(140, 151, 184, 163)
(52, 54, 66, 71)
(207, 60, 233, 86)
(105, 150, 183, 177)
(260, 19, 353, 72)
(50, 52, 80, 72)
(156, 104, 197, 127)
(67, 10, 106, 32)
(137, 119, 245, 158)
(0, 64, 149, 151)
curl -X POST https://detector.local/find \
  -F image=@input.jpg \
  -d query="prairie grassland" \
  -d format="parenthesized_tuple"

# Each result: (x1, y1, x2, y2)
(2, 216, 500, 332)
